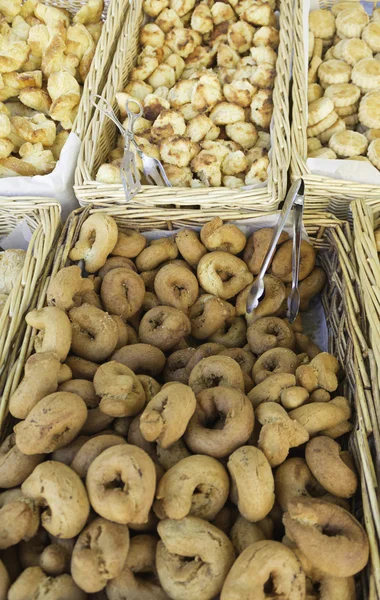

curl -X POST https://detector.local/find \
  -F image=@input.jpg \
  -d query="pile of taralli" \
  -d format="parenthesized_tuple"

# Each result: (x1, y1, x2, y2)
(96, 0, 279, 189)
(0, 0, 104, 177)
(0, 214, 369, 599)
(307, 2, 380, 167)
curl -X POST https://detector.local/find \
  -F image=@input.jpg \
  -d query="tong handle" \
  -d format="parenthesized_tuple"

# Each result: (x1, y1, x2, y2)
(287, 199, 304, 323)
(90, 94, 126, 139)
(125, 98, 143, 134)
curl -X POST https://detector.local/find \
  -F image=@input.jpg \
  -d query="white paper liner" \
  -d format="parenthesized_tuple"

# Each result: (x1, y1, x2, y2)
(0, 132, 80, 221)
(0, 220, 33, 251)
(303, 0, 380, 184)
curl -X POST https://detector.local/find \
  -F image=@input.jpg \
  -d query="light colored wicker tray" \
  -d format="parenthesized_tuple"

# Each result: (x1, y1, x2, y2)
(74, 0, 292, 215)
(291, 0, 380, 218)
(0, 198, 61, 425)
(1, 205, 378, 596)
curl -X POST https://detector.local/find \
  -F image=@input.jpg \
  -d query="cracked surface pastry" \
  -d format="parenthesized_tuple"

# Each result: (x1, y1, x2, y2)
(96, 0, 282, 188)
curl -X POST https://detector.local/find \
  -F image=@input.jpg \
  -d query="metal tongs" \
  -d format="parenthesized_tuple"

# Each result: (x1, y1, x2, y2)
(91, 95, 172, 201)
(246, 178, 305, 323)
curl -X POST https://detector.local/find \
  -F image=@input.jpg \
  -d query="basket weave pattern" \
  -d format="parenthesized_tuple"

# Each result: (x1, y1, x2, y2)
(74, 0, 292, 214)
(291, 0, 380, 218)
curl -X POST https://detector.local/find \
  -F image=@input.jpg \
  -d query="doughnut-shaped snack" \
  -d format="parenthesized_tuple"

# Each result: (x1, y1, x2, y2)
(156, 517, 235, 600)
(140, 383, 196, 448)
(156, 439, 191, 471)
(188, 355, 245, 395)
(244, 228, 289, 274)
(220, 347, 255, 392)
(230, 516, 270, 555)
(155, 455, 229, 520)
(200, 217, 247, 254)
(71, 434, 126, 479)
(137, 375, 162, 401)
(69, 304, 118, 363)
(154, 263, 199, 312)
(289, 399, 349, 436)
(220, 540, 305, 600)
(175, 229, 207, 267)
(58, 379, 113, 434)
(185, 343, 225, 375)
(26, 307, 72, 363)
(107, 535, 168, 600)
(271, 239, 316, 283)
(139, 306, 191, 351)
(184, 387, 254, 458)
(69, 213, 119, 273)
(86, 445, 156, 524)
(111, 229, 146, 258)
(9, 352, 62, 419)
(247, 317, 295, 355)
(0, 434, 43, 489)
(236, 275, 286, 318)
(47, 266, 93, 312)
(274, 457, 327, 512)
(22, 461, 90, 539)
(52, 436, 90, 467)
(14, 392, 87, 455)
(252, 348, 298, 384)
(100, 268, 145, 318)
(248, 373, 296, 408)
(163, 348, 195, 384)
(305, 437, 357, 499)
(8, 568, 85, 600)
(98, 255, 137, 278)
(65, 356, 98, 380)
(71, 517, 130, 593)
(136, 238, 178, 272)
(227, 446, 275, 522)
(197, 251, 253, 299)
(0, 492, 40, 550)
(209, 316, 247, 348)
(93, 361, 146, 417)
(112, 343, 166, 376)
(283, 498, 369, 577)
(189, 295, 235, 340)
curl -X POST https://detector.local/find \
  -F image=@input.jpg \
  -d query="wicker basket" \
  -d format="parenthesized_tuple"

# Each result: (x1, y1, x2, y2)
(291, 0, 380, 218)
(1, 205, 378, 596)
(0, 198, 61, 425)
(74, 0, 293, 215)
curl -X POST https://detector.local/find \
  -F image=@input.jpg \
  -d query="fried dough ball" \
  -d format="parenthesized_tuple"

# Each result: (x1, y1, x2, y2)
(150, 109, 186, 142)
(160, 135, 198, 166)
(223, 80, 256, 107)
(226, 121, 258, 150)
(228, 21, 255, 54)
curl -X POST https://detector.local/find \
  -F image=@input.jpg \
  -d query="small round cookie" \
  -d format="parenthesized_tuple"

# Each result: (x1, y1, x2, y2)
(308, 56, 323, 84)
(364, 129, 380, 142)
(308, 97, 334, 126)
(318, 117, 346, 144)
(336, 7, 369, 38)
(307, 137, 322, 153)
(324, 83, 360, 107)
(331, 2, 365, 17)
(342, 113, 359, 129)
(329, 130, 368, 157)
(309, 10, 336, 40)
(359, 90, 380, 129)
(368, 139, 380, 169)
(335, 103, 358, 117)
(362, 22, 380, 53)
(373, 8, 380, 23)
(352, 58, 380, 93)
(318, 60, 352, 85)
(307, 111, 338, 137)
(308, 147, 337, 159)
(341, 38, 372, 66)
(308, 83, 323, 103)
(308, 30, 315, 62)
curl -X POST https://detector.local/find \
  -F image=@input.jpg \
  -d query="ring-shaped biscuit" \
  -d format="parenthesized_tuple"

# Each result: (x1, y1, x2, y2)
(139, 306, 191, 351)
(100, 268, 145, 319)
(209, 316, 247, 347)
(236, 275, 286, 318)
(58, 379, 114, 434)
(156, 517, 235, 600)
(65, 356, 98, 380)
(155, 455, 229, 521)
(274, 457, 327, 512)
(136, 238, 178, 272)
(140, 383, 196, 448)
(98, 255, 137, 278)
(112, 343, 166, 376)
(71, 434, 127, 479)
(283, 498, 369, 577)
(93, 361, 146, 417)
(252, 348, 298, 384)
(184, 386, 254, 458)
(188, 355, 245, 395)
(69, 213, 119, 273)
(271, 240, 316, 283)
(200, 217, 247, 255)
(248, 317, 295, 354)
(185, 343, 225, 376)
(163, 348, 196, 384)
(189, 295, 235, 340)
(220, 540, 305, 600)
(154, 263, 199, 313)
(197, 251, 253, 299)
(69, 304, 119, 363)
(111, 229, 146, 258)
(86, 444, 156, 525)
(175, 229, 207, 267)
(305, 437, 357, 499)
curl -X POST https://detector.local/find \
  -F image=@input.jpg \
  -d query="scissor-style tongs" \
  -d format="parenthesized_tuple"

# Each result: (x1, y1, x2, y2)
(246, 178, 305, 323)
